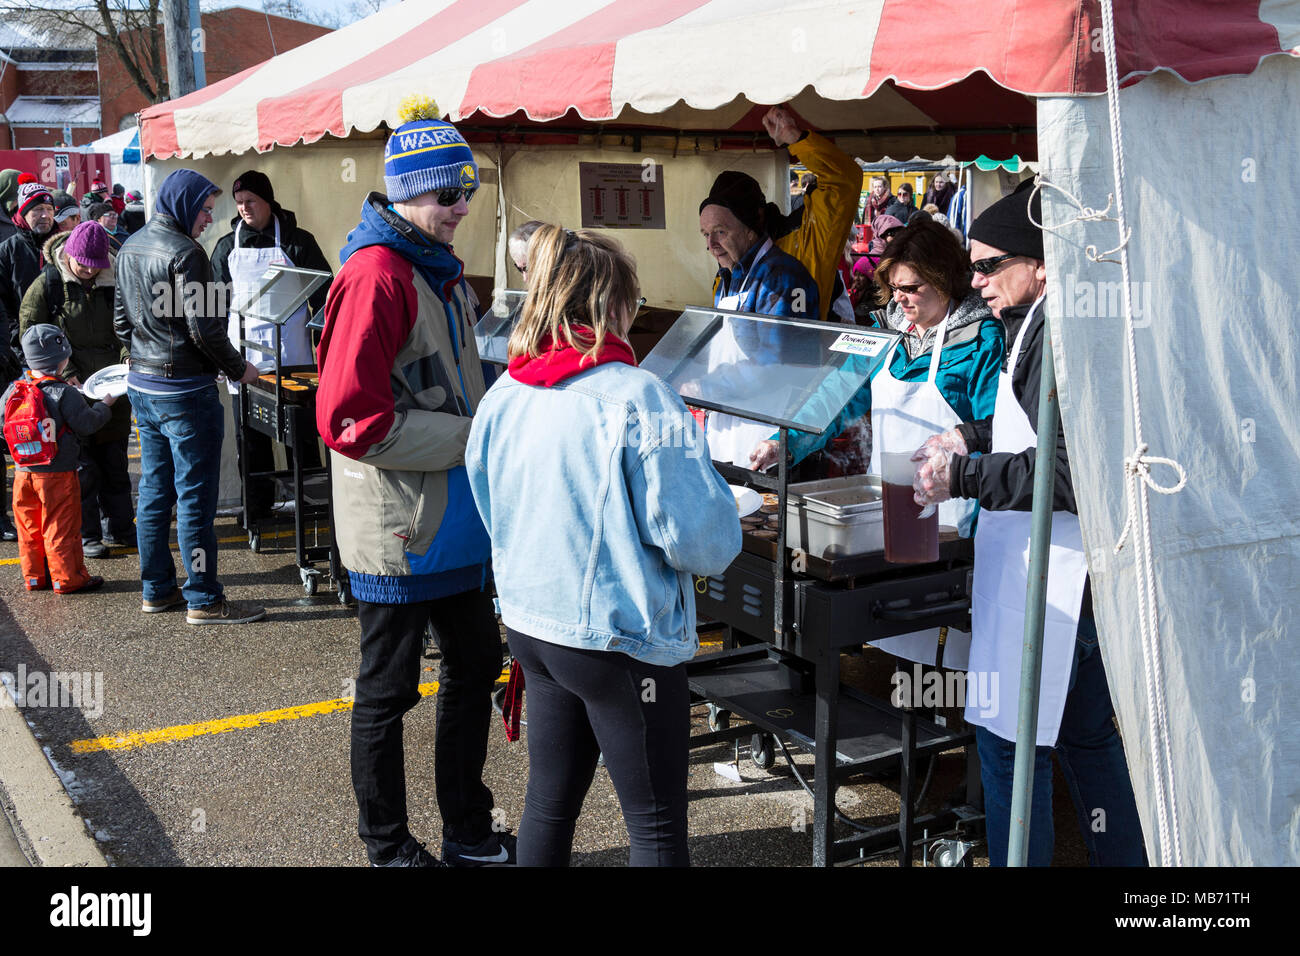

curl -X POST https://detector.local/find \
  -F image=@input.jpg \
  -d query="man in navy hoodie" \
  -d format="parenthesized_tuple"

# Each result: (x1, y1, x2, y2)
(114, 169, 265, 625)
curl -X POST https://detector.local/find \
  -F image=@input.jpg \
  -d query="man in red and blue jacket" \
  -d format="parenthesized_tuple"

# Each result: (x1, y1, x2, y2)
(315, 107, 511, 869)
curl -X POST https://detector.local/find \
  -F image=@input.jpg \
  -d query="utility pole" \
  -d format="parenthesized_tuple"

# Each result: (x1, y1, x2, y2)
(161, 0, 196, 99)
(190, 0, 207, 88)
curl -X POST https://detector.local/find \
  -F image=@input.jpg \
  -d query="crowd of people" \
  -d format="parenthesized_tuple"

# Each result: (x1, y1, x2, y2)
(0, 97, 1145, 868)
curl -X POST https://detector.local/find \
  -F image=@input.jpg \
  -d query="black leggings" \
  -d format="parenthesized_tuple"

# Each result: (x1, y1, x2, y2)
(507, 629, 690, 867)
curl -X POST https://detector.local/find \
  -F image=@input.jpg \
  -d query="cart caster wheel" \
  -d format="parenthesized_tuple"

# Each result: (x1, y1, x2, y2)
(751, 733, 777, 771)
(707, 705, 731, 733)
(300, 568, 319, 596)
(249, 531, 261, 553)
(928, 839, 974, 868)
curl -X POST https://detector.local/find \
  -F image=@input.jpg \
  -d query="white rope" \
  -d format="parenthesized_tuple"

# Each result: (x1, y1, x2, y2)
(1114, 444, 1188, 553)
(1096, 0, 1186, 867)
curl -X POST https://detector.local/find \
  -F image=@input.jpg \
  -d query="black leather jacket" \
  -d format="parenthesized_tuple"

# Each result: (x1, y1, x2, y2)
(113, 213, 245, 380)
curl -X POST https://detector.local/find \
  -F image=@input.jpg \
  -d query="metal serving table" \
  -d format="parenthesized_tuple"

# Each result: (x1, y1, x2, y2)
(642, 306, 982, 867)
(231, 265, 348, 602)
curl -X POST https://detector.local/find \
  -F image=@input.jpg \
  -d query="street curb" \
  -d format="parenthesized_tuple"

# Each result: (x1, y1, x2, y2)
(0, 692, 107, 867)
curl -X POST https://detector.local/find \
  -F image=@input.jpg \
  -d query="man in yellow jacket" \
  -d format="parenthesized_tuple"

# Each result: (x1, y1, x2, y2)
(764, 105, 863, 321)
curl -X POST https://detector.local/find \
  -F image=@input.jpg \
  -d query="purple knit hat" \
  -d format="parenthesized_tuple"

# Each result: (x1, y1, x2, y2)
(65, 221, 111, 270)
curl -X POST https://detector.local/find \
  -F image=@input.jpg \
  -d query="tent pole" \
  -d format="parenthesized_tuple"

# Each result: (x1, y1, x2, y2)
(1007, 325, 1060, 866)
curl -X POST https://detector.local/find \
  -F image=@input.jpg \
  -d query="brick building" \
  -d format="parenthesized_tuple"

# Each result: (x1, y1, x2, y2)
(99, 7, 333, 135)
(1, 7, 331, 150)
(0, 19, 101, 149)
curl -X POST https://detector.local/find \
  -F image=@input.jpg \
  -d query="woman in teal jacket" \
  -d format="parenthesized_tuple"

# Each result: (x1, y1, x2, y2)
(752, 220, 1005, 539)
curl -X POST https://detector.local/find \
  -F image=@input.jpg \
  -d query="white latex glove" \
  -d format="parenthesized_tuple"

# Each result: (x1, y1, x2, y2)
(749, 439, 780, 471)
(913, 447, 954, 509)
(912, 427, 968, 465)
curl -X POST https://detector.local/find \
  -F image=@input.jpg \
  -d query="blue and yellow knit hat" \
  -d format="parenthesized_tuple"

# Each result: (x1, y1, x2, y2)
(383, 96, 478, 202)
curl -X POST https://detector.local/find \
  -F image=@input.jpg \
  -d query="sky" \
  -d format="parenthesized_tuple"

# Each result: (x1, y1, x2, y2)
(206, 0, 401, 30)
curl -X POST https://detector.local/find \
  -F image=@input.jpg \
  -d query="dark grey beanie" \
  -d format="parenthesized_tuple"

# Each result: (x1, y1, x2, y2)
(22, 324, 72, 373)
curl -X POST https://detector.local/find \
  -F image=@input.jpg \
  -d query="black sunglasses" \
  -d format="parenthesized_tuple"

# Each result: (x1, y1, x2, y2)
(435, 186, 477, 207)
(970, 253, 1019, 276)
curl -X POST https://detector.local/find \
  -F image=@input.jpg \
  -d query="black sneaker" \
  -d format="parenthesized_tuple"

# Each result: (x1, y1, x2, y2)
(442, 830, 516, 867)
(82, 540, 109, 559)
(370, 836, 446, 868)
(0, 519, 16, 542)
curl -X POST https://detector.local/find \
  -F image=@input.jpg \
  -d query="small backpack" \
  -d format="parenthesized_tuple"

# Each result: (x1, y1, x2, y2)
(3, 374, 65, 466)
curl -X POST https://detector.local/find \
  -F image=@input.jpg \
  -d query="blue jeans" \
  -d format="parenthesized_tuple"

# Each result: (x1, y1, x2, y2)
(129, 385, 224, 609)
(977, 619, 1147, 866)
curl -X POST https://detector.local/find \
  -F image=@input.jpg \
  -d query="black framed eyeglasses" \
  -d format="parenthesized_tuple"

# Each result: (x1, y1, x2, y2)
(970, 253, 1019, 276)
(434, 186, 477, 207)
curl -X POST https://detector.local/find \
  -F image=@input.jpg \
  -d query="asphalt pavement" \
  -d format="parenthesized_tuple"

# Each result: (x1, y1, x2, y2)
(0, 438, 1091, 868)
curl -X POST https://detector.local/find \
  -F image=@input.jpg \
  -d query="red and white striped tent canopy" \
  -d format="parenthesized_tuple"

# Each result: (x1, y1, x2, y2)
(140, 0, 1299, 161)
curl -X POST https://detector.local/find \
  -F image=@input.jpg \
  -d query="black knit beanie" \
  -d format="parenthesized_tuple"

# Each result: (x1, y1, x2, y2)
(700, 171, 769, 234)
(968, 178, 1044, 260)
(232, 170, 278, 210)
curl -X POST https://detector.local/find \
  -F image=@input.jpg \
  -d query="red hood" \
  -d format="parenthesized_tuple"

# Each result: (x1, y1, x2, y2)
(508, 327, 636, 387)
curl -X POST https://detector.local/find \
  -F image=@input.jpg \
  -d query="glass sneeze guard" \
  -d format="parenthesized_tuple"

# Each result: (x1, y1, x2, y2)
(474, 289, 527, 365)
(231, 264, 332, 327)
(640, 306, 901, 436)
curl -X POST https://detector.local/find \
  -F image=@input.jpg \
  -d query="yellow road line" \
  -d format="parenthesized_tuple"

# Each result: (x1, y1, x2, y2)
(69, 668, 512, 754)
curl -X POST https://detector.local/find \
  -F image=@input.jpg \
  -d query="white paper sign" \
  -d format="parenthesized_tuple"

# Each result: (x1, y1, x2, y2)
(828, 332, 890, 357)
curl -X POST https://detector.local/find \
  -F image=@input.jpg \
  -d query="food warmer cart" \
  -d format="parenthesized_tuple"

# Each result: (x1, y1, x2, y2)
(640, 306, 984, 867)
(231, 264, 349, 602)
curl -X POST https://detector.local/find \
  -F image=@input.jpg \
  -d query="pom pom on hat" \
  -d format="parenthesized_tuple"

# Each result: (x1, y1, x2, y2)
(398, 95, 443, 124)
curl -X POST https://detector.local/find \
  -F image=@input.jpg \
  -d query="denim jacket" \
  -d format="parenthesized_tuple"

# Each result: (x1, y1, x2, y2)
(466, 362, 741, 666)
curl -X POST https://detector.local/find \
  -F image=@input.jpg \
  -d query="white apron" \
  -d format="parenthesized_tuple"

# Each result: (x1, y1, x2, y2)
(866, 312, 974, 669)
(965, 298, 1088, 745)
(226, 218, 312, 392)
(704, 239, 803, 468)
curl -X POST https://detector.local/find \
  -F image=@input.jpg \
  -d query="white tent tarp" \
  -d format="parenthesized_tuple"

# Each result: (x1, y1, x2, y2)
(88, 127, 143, 196)
(1038, 53, 1300, 866)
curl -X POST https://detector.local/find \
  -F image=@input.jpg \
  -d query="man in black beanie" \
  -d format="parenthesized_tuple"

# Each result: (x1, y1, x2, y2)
(912, 178, 1146, 869)
(210, 170, 333, 523)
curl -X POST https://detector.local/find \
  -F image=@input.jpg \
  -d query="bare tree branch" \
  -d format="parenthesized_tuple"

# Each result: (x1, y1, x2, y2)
(2, 2, 167, 104)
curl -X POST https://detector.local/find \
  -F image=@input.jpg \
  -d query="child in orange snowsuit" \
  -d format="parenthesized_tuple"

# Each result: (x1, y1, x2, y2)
(2, 324, 114, 593)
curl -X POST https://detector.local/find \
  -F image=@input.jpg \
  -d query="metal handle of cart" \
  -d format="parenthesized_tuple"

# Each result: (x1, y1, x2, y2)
(873, 598, 971, 623)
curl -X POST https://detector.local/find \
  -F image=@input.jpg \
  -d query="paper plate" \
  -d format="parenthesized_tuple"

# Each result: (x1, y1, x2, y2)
(81, 364, 129, 401)
(730, 485, 761, 518)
